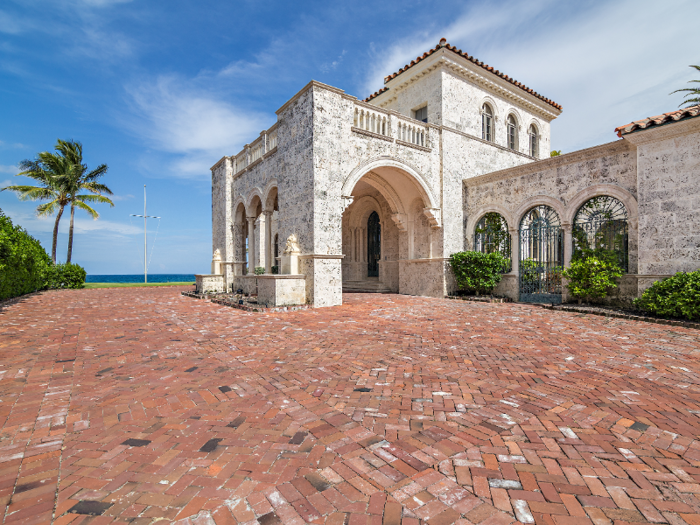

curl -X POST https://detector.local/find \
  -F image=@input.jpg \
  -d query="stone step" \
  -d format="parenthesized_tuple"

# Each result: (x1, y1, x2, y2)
(342, 280, 393, 293)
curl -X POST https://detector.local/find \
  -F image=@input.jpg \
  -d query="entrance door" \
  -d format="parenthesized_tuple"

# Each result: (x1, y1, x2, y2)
(367, 211, 381, 277)
(519, 205, 563, 304)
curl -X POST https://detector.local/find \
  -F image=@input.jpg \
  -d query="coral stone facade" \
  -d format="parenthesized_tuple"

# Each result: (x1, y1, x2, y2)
(203, 40, 700, 307)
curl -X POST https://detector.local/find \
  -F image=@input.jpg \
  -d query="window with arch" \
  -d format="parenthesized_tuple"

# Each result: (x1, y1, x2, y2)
(482, 103, 494, 142)
(507, 115, 518, 151)
(474, 212, 511, 272)
(528, 124, 539, 158)
(573, 196, 629, 271)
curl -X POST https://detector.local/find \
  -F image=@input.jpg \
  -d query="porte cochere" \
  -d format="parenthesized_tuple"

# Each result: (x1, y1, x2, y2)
(199, 39, 700, 307)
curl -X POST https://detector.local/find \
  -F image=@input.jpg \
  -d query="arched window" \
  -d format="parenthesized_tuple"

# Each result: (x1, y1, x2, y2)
(573, 196, 629, 271)
(482, 104, 494, 142)
(507, 115, 518, 151)
(528, 125, 539, 158)
(474, 212, 511, 272)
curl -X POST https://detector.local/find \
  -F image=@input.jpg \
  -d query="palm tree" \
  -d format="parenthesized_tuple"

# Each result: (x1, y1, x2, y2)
(53, 140, 114, 263)
(1, 149, 73, 263)
(672, 65, 700, 108)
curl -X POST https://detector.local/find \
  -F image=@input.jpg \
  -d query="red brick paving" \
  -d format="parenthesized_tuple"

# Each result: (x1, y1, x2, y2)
(1, 288, 699, 525)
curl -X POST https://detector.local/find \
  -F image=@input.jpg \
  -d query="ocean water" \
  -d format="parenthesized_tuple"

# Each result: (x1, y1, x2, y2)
(86, 274, 195, 283)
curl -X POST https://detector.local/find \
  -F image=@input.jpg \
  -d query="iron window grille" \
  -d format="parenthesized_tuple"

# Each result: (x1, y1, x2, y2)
(573, 196, 629, 272)
(474, 212, 512, 272)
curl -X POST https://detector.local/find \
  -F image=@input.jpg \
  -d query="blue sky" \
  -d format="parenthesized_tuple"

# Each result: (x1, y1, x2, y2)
(1, 0, 698, 275)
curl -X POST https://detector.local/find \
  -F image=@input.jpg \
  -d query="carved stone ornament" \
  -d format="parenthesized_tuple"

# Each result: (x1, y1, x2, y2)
(283, 234, 301, 255)
(341, 195, 354, 212)
(391, 213, 408, 232)
(422, 208, 442, 228)
(212, 248, 222, 261)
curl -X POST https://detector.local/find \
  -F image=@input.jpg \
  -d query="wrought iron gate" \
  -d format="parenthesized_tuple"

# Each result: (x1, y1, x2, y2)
(367, 211, 381, 277)
(573, 196, 629, 272)
(519, 205, 563, 304)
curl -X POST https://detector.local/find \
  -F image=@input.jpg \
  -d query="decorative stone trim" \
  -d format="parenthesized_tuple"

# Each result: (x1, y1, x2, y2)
(351, 127, 394, 142)
(398, 257, 450, 263)
(298, 254, 345, 259)
(275, 80, 346, 115)
(255, 274, 306, 279)
(442, 126, 534, 159)
(464, 139, 634, 187)
(396, 139, 431, 152)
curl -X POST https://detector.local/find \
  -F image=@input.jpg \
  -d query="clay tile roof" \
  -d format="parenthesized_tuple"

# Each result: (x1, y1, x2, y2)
(364, 38, 561, 110)
(614, 105, 700, 137)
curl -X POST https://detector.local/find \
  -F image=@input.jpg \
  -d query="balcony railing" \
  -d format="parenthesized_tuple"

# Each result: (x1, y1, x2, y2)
(233, 123, 279, 175)
(352, 102, 429, 148)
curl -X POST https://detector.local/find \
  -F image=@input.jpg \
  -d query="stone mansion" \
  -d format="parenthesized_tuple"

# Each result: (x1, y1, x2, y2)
(199, 39, 700, 307)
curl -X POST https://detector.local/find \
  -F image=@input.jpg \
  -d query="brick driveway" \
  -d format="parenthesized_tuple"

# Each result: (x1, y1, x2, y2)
(1, 288, 699, 525)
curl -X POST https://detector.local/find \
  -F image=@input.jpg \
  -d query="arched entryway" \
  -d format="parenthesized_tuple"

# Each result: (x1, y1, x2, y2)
(519, 205, 564, 303)
(341, 159, 440, 295)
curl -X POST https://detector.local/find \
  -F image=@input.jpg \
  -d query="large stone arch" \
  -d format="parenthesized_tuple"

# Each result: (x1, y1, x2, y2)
(245, 187, 264, 216)
(514, 195, 567, 227)
(341, 156, 438, 210)
(262, 180, 278, 212)
(564, 184, 638, 227)
(466, 204, 515, 238)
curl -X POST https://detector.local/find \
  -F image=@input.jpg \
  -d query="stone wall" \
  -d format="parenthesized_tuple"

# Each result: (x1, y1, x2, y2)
(627, 118, 700, 277)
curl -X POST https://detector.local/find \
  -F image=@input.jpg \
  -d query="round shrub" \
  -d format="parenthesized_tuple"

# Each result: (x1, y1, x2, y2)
(46, 262, 87, 289)
(634, 271, 700, 321)
(562, 256, 623, 304)
(0, 210, 51, 300)
(449, 251, 508, 295)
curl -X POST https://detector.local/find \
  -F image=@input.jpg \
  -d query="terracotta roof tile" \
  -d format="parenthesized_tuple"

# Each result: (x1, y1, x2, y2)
(614, 104, 700, 137)
(364, 38, 561, 110)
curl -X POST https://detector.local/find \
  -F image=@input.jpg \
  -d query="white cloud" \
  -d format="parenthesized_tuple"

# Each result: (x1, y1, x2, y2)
(123, 76, 271, 179)
(0, 165, 19, 175)
(110, 193, 134, 202)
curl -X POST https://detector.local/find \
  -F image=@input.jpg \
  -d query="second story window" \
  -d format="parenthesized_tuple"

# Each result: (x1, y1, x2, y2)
(414, 106, 428, 123)
(482, 104, 494, 142)
(528, 125, 539, 158)
(507, 115, 518, 150)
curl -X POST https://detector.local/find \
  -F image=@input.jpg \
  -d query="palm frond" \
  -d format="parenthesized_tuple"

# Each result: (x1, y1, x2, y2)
(82, 181, 114, 195)
(671, 65, 700, 107)
(36, 201, 60, 216)
(1, 185, 58, 201)
(74, 200, 99, 219)
(75, 193, 115, 206)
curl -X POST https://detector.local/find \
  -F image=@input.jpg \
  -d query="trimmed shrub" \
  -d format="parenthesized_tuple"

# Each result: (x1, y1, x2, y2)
(634, 271, 700, 321)
(254, 266, 265, 275)
(0, 210, 51, 300)
(450, 251, 508, 295)
(45, 262, 86, 289)
(562, 256, 623, 304)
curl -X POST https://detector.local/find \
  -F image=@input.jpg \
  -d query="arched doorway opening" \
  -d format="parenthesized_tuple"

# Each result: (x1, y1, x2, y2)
(519, 205, 563, 303)
(341, 161, 439, 294)
(367, 211, 381, 277)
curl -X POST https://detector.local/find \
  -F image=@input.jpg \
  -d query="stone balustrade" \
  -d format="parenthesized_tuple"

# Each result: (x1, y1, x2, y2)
(233, 123, 279, 175)
(352, 102, 429, 149)
(396, 116, 428, 147)
(353, 105, 390, 138)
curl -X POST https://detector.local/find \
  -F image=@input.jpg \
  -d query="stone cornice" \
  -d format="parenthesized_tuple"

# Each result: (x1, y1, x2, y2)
(442, 126, 535, 160)
(621, 116, 700, 145)
(463, 139, 635, 188)
(210, 156, 229, 172)
(371, 50, 561, 121)
(275, 80, 347, 115)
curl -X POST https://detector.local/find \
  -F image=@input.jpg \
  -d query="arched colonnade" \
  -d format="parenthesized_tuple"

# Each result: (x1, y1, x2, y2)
(232, 181, 279, 276)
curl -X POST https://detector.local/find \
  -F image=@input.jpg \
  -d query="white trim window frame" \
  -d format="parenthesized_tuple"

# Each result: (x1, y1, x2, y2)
(528, 125, 539, 158)
(482, 104, 494, 142)
(507, 115, 518, 151)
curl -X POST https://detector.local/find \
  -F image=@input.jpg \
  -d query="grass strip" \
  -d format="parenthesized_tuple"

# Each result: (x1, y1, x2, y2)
(84, 282, 194, 289)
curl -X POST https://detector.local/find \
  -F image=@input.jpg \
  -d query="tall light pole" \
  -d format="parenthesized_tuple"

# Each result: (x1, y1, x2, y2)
(130, 185, 160, 283)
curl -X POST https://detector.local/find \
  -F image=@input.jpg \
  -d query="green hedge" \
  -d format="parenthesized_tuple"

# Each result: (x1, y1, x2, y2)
(0, 210, 51, 300)
(634, 271, 700, 321)
(449, 251, 507, 295)
(46, 263, 87, 289)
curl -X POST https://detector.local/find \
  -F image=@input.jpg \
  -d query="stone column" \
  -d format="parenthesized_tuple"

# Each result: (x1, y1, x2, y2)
(264, 211, 273, 274)
(563, 223, 573, 268)
(510, 228, 519, 275)
(247, 216, 256, 274)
